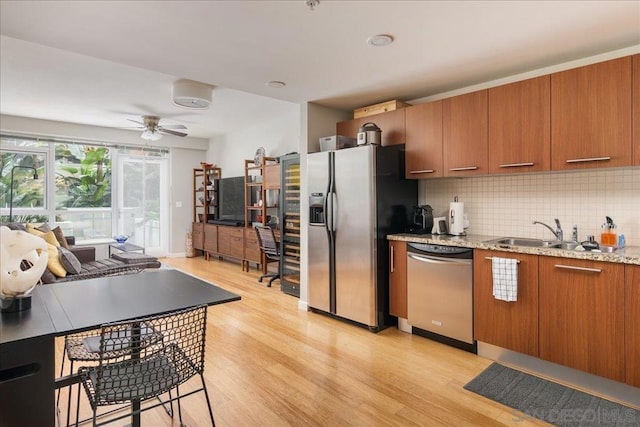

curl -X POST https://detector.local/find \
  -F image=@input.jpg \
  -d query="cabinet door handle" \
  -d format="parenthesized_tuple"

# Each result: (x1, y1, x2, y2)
(484, 256, 520, 264)
(565, 156, 611, 164)
(498, 162, 535, 168)
(449, 166, 478, 171)
(554, 264, 602, 273)
(409, 169, 435, 174)
(390, 245, 395, 273)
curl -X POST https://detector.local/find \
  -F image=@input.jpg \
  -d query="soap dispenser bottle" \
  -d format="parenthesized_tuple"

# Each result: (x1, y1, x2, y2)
(600, 216, 617, 246)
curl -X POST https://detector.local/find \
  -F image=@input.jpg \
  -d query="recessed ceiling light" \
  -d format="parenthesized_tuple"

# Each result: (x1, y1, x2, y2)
(266, 81, 286, 88)
(367, 34, 394, 47)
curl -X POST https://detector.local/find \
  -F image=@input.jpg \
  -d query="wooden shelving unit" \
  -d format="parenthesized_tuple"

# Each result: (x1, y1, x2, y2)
(193, 165, 221, 223)
(244, 157, 279, 228)
(279, 153, 300, 297)
(192, 165, 221, 252)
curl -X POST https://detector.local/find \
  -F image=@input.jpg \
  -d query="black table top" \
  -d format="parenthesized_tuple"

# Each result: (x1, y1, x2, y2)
(0, 269, 241, 344)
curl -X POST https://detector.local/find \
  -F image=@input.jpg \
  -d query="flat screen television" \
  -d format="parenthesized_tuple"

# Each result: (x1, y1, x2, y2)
(218, 176, 245, 221)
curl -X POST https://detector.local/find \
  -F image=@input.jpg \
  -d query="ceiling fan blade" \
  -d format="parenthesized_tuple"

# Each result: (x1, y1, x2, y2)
(159, 124, 187, 130)
(159, 127, 187, 137)
(127, 118, 145, 126)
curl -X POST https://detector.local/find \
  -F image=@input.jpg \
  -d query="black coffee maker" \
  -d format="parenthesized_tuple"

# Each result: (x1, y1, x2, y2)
(411, 205, 434, 234)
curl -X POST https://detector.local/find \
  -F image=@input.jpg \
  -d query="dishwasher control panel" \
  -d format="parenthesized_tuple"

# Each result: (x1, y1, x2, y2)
(407, 243, 473, 258)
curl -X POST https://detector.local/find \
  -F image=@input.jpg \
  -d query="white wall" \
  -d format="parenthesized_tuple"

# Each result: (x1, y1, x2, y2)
(208, 105, 300, 177)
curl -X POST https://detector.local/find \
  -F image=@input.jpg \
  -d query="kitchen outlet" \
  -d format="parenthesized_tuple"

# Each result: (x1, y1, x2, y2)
(176, 201, 182, 208)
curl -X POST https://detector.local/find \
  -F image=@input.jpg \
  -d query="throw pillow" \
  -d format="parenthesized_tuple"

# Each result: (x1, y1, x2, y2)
(52, 226, 70, 249)
(58, 247, 81, 275)
(46, 244, 67, 277)
(40, 268, 57, 284)
(36, 222, 52, 233)
(26, 225, 60, 247)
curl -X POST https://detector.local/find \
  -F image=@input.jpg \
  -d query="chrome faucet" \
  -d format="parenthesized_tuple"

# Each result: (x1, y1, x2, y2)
(532, 219, 563, 241)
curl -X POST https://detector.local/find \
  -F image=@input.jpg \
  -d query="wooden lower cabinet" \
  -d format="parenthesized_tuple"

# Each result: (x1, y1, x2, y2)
(389, 241, 407, 318)
(473, 250, 539, 356)
(192, 222, 204, 251)
(203, 224, 218, 254)
(625, 264, 640, 387)
(633, 54, 640, 165)
(539, 256, 625, 382)
(244, 228, 261, 264)
(217, 226, 244, 259)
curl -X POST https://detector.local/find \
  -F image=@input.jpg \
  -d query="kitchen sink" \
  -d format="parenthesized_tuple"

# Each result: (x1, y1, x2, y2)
(548, 242, 580, 250)
(486, 237, 618, 253)
(485, 237, 557, 248)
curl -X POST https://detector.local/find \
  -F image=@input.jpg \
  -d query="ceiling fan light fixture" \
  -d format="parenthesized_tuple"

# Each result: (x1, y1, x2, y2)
(141, 128, 162, 141)
(172, 79, 213, 109)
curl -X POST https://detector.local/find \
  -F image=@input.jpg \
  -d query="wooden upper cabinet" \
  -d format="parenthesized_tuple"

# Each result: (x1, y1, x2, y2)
(626, 264, 640, 388)
(539, 256, 625, 382)
(633, 54, 640, 165)
(473, 250, 539, 357)
(404, 101, 443, 178)
(389, 241, 408, 318)
(336, 108, 406, 146)
(488, 76, 551, 174)
(443, 90, 488, 176)
(551, 56, 633, 170)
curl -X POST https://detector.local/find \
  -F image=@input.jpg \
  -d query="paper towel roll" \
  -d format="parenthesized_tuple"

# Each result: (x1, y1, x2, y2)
(449, 202, 465, 235)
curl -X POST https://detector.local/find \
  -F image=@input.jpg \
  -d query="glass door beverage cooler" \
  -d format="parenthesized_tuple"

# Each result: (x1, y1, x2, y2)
(279, 153, 300, 297)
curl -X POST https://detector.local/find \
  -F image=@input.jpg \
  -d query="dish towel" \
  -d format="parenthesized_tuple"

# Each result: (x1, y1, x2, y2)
(492, 257, 518, 302)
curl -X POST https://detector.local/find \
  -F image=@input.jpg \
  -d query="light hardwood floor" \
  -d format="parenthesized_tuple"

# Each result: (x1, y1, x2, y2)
(57, 257, 548, 426)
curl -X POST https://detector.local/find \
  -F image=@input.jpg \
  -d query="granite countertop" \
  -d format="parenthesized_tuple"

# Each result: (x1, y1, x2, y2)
(388, 233, 640, 266)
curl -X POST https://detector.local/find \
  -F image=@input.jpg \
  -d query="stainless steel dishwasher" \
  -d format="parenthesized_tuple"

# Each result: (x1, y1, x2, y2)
(406, 243, 475, 352)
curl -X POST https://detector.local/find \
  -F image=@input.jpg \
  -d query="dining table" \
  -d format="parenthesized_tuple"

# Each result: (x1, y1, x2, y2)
(0, 268, 241, 427)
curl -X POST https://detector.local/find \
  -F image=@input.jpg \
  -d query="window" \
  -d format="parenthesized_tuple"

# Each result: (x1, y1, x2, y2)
(0, 140, 47, 222)
(54, 143, 113, 239)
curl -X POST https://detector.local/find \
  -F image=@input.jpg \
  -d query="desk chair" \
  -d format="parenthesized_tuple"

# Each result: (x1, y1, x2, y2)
(255, 225, 281, 287)
(75, 305, 215, 426)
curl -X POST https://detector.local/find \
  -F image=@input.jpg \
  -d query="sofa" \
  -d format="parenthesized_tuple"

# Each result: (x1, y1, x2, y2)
(2, 223, 161, 284)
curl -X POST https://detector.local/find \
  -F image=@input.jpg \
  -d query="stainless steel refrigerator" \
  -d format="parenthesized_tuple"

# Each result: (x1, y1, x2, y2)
(308, 144, 417, 331)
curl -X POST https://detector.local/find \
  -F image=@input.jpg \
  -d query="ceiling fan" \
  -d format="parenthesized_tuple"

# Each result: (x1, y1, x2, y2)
(127, 115, 188, 141)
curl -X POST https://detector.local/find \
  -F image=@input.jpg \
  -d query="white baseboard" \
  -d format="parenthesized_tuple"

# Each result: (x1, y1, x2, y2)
(165, 252, 186, 258)
(298, 300, 308, 311)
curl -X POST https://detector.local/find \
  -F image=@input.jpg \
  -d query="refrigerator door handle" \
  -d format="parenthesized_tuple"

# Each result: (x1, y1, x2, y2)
(330, 191, 337, 232)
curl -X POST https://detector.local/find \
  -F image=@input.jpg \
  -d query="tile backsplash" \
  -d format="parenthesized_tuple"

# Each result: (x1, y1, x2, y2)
(420, 168, 640, 246)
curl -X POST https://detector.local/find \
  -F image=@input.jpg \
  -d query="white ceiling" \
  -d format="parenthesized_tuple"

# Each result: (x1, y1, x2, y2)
(1, 1, 639, 140)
